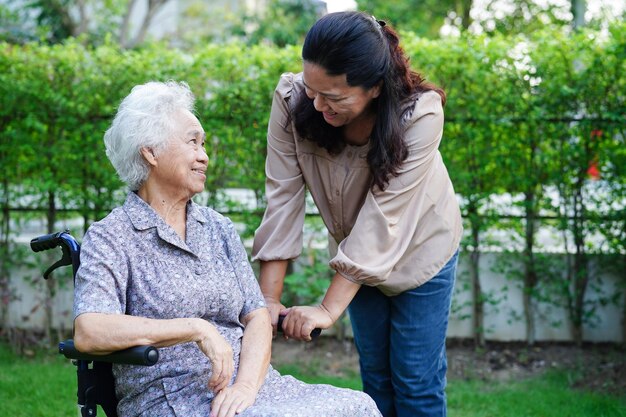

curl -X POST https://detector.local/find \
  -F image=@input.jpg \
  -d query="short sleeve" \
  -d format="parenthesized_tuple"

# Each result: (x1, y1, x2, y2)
(252, 73, 307, 262)
(221, 218, 267, 319)
(329, 91, 445, 285)
(73, 221, 129, 318)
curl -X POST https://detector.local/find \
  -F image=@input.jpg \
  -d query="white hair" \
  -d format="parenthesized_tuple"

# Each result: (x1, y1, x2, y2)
(104, 81, 195, 191)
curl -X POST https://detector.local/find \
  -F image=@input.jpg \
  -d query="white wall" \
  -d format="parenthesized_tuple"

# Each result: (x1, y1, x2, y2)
(8, 250, 624, 343)
(447, 253, 624, 342)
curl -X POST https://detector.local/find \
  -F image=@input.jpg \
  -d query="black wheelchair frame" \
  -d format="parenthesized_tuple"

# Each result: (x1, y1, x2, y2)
(30, 230, 159, 417)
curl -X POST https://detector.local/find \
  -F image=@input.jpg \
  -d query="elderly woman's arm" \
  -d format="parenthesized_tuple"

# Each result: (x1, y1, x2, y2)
(74, 313, 234, 392)
(209, 308, 271, 417)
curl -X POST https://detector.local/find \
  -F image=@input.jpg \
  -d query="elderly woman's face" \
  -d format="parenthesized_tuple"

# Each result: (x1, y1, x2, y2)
(151, 109, 208, 198)
(302, 61, 381, 129)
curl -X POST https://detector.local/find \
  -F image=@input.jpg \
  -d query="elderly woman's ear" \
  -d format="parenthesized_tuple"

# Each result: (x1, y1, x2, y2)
(141, 147, 158, 167)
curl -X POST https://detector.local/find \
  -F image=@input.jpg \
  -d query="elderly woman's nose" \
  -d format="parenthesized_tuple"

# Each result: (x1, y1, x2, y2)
(198, 146, 209, 162)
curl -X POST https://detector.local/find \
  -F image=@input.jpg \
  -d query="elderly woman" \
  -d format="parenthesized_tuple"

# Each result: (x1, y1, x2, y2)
(73, 81, 381, 417)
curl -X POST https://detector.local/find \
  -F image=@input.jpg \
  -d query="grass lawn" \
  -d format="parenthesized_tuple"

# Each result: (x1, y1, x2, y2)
(447, 372, 625, 417)
(1, 343, 624, 417)
(0, 343, 76, 416)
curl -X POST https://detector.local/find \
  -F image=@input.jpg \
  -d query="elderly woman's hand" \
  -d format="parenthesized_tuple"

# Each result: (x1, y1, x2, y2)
(195, 319, 235, 392)
(280, 305, 334, 341)
(209, 381, 257, 417)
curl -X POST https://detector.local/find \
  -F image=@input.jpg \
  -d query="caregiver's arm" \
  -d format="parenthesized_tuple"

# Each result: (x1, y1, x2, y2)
(259, 259, 289, 332)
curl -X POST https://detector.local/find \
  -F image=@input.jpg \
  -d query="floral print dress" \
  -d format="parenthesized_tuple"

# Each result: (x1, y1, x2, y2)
(74, 192, 381, 417)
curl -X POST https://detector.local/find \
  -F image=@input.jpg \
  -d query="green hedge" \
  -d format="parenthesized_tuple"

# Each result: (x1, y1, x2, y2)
(1, 28, 623, 218)
(1, 24, 624, 344)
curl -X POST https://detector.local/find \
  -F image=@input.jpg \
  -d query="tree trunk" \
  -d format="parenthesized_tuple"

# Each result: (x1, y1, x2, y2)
(123, 0, 170, 49)
(119, 0, 140, 47)
(570, 185, 588, 347)
(75, 0, 89, 36)
(457, 0, 473, 31)
(571, 0, 586, 30)
(571, 249, 588, 346)
(468, 203, 484, 347)
(622, 254, 626, 348)
(0, 178, 10, 333)
(523, 190, 538, 346)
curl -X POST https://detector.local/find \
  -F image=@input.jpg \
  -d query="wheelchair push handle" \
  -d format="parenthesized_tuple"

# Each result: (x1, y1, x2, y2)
(30, 229, 81, 279)
(277, 314, 322, 339)
(59, 339, 159, 366)
(30, 230, 68, 252)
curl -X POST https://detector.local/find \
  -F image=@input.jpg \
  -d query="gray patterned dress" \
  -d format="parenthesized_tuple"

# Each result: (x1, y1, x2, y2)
(73, 192, 381, 417)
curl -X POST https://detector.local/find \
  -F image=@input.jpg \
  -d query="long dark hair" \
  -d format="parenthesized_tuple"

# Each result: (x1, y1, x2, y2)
(293, 11, 445, 190)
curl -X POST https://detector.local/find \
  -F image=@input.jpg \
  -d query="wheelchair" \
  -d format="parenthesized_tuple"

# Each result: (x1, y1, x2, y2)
(30, 229, 322, 417)
(30, 230, 159, 417)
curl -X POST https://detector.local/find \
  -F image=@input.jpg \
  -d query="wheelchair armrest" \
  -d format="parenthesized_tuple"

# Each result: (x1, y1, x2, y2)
(59, 339, 159, 366)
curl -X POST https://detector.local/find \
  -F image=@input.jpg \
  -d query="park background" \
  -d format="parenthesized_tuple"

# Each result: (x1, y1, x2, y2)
(0, 1, 625, 415)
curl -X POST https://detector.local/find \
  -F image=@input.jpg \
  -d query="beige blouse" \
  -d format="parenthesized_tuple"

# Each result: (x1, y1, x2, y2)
(252, 72, 463, 296)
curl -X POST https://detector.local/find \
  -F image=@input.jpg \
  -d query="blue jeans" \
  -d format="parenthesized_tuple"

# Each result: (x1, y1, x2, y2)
(348, 250, 459, 417)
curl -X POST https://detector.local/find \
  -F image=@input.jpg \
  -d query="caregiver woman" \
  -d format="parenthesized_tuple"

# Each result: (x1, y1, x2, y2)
(252, 11, 462, 417)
